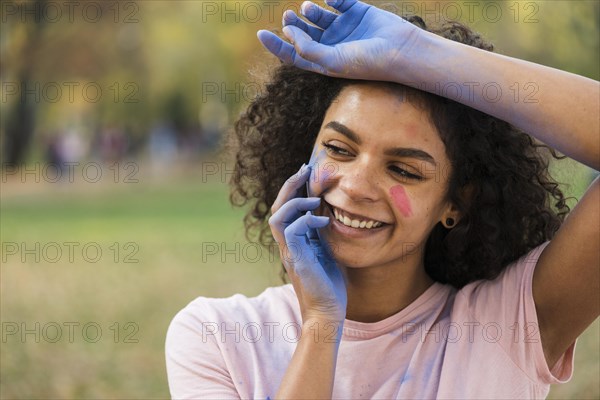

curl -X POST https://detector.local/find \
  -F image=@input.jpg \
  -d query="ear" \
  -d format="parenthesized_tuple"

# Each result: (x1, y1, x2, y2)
(441, 184, 474, 229)
(441, 204, 461, 229)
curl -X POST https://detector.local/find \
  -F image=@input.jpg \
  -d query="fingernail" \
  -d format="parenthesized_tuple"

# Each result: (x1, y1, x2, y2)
(300, 2, 310, 15)
(300, 163, 312, 175)
(282, 10, 294, 24)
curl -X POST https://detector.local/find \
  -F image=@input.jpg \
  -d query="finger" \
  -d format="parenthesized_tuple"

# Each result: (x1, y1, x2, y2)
(270, 164, 311, 213)
(270, 197, 321, 231)
(301, 1, 338, 31)
(257, 29, 311, 67)
(284, 214, 329, 264)
(305, 211, 321, 242)
(270, 201, 321, 250)
(281, 26, 332, 73)
(282, 10, 324, 42)
(286, 213, 330, 239)
(257, 29, 291, 60)
(258, 28, 329, 74)
(324, 0, 360, 13)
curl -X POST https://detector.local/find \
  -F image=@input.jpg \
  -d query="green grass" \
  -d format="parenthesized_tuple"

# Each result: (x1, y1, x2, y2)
(1, 168, 282, 399)
(1, 160, 598, 399)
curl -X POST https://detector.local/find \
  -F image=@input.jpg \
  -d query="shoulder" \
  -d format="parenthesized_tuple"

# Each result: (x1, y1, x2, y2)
(165, 284, 299, 398)
(450, 240, 575, 385)
(167, 284, 298, 338)
(457, 240, 551, 307)
(451, 240, 551, 330)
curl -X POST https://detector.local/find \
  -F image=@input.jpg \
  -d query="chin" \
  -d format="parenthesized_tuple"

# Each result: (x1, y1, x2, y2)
(318, 236, 372, 268)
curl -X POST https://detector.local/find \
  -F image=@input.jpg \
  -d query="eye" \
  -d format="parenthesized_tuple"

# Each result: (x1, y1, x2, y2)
(322, 142, 353, 157)
(389, 165, 424, 181)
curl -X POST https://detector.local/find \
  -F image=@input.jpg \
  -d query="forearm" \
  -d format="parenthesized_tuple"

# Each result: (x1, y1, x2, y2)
(275, 319, 343, 399)
(399, 30, 600, 171)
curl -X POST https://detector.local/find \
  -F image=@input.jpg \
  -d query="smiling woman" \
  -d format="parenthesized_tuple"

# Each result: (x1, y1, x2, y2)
(230, 70, 569, 289)
(306, 84, 456, 287)
(165, 1, 599, 399)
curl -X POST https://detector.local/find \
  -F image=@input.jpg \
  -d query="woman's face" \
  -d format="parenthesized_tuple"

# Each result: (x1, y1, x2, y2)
(309, 83, 457, 270)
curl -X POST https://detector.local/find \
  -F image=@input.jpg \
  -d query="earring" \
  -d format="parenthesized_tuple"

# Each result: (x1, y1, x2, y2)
(445, 217, 455, 228)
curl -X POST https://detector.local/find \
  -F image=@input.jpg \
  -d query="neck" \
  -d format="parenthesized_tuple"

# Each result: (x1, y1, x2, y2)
(342, 252, 435, 323)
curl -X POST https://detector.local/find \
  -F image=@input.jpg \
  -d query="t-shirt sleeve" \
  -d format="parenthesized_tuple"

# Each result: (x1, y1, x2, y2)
(460, 240, 576, 385)
(165, 299, 241, 399)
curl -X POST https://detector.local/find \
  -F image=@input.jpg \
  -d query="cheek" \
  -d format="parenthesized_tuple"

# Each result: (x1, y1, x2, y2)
(307, 147, 335, 196)
(390, 185, 413, 218)
(307, 146, 323, 167)
(308, 163, 334, 195)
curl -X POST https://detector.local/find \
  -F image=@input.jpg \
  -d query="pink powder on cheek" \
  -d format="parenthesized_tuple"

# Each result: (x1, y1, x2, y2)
(390, 185, 413, 218)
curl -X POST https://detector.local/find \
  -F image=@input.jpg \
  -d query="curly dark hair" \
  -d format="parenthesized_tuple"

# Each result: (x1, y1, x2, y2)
(227, 16, 572, 288)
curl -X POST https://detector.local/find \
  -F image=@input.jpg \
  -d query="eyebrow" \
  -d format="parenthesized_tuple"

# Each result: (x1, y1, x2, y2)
(324, 121, 438, 167)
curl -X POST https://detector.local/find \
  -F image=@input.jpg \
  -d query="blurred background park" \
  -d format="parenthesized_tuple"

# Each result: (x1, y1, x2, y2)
(0, 0, 598, 398)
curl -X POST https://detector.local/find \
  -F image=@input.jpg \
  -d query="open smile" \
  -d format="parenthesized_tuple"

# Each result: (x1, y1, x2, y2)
(322, 200, 392, 232)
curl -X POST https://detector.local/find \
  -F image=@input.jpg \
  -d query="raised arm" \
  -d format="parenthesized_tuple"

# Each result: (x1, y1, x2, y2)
(401, 33, 599, 171)
(258, 0, 599, 169)
(258, 0, 599, 370)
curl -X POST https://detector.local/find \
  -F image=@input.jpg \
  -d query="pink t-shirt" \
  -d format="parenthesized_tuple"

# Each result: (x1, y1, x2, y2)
(165, 241, 575, 399)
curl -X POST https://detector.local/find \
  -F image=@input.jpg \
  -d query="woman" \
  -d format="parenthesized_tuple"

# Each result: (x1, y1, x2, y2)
(166, 1, 599, 398)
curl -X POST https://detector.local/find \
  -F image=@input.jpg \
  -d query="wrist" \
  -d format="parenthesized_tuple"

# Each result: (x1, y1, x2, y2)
(301, 318, 344, 344)
(389, 27, 447, 85)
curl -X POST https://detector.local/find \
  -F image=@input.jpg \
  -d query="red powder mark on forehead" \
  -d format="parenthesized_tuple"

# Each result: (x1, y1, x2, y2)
(390, 185, 413, 218)
(402, 123, 419, 140)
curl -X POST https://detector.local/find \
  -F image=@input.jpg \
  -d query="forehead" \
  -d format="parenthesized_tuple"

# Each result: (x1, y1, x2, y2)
(320, 84, 448, 160)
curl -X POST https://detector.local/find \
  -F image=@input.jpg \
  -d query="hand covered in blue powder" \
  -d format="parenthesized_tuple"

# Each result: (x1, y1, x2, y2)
(269, 162, 347, 324)
(257, 0, 424, 81)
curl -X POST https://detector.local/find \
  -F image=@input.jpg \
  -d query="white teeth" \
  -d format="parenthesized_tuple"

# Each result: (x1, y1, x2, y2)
(331, 207, 383, 229)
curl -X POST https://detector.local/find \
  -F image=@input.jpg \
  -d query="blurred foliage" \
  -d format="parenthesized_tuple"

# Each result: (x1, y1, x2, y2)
(1, 0, 598, 163)
(0, 0, 598, 398)
(0, 165, 282, 398)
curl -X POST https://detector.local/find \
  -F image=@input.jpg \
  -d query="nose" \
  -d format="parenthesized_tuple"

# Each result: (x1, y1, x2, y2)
(336, 157, 382, 203)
